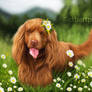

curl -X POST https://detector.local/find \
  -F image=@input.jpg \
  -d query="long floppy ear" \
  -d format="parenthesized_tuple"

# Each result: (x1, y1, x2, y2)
(45, 30, 58, 68)
(12, 24, 25, 65)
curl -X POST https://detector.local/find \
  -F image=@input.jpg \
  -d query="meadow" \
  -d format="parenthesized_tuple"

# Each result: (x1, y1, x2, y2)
(0, 24, 92, 92)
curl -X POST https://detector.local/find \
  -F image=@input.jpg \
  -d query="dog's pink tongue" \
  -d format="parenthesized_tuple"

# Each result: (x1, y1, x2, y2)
(29, 48, 39, 59)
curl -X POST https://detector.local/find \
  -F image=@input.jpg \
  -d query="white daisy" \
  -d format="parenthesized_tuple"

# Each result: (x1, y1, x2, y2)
(66, 87, 72, 91)
(60, 88, 63, 90)
(70, 84, 73, 87)
(88, 88, 90, 91)
(13, 86, 17, 88)
(0, 87, 4, 92)
(10, 77, 16, 84)
(84, 85, 88, 88)
(88, 72, 92, 77)
(18, 87, 23, 91)
(62, 80, 65, 83)
(56, 83, 61, 88)
(0, 82, 2, 86)
(83, 63, 86, 68)
(67, 72, 72, 77)
(90, 81, 92, 87)
(46, 24, 52, 31)
(2, 64, 7, 68)
(77, 60, 83, 65)
(8, 70, 13, 75)
(7, 87, 12, 91)
(82, 72, 86, 77)
(74, 65, 80, 70)
(81, 79, 86, 83)
(74, 74, 80, 80)
(73, 85, 77, 88)
(66, 50, 74, 58)
(53, 79, 56, 82)
(57, 77, 61, 81)
(43, 20, 50, 26)
(68, 62, 73, 67)
(78, 87, 83, 91)
(43, 21, 47, 25)
(1, 54, 6, 59)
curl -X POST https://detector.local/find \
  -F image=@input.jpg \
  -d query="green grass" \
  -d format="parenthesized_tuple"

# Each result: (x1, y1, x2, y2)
(0, 24, 92, 92)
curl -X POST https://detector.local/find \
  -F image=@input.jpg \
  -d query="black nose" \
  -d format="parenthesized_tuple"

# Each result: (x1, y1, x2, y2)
(31, 40, 38, 46)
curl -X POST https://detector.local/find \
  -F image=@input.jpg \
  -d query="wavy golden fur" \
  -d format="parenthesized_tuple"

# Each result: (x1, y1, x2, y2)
(12, 18, 92, 87)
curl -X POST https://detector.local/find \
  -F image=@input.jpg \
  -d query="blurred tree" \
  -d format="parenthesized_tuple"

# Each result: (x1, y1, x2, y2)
(56, 0, 92, 25)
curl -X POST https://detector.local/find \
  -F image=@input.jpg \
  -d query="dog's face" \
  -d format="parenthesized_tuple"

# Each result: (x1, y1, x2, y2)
(12, 18, 57, 64)
(25, 19, 49, 59)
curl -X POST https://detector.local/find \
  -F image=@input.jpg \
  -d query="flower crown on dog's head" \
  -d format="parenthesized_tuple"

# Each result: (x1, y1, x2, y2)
(41, 19, 54, 34)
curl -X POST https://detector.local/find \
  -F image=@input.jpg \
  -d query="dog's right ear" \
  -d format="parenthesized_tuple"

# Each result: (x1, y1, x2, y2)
(12, 24, 25, 65)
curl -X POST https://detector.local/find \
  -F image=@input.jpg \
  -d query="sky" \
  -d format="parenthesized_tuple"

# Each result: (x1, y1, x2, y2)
(0, 0, 64, 14)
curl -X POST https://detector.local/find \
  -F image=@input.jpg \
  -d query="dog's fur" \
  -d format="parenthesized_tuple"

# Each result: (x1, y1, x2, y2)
(12, 18, 92, 87)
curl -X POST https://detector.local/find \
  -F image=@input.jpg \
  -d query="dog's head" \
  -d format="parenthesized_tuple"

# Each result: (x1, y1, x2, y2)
(12, 18, 57, 64)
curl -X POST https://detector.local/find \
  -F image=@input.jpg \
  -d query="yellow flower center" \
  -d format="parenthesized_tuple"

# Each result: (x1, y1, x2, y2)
(89, 74, 92, 76)
(0, 90, 2, 92)
(9, 88, 11, 90)
(68, 52, 72, 56)
(47, 25, 50, 29)
(12, 79, 15, 82)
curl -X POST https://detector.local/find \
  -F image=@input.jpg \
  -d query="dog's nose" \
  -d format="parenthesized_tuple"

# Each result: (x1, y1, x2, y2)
(31, 40, 38, 46)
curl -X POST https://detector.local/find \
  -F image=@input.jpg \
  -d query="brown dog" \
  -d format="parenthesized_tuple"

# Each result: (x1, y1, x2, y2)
(12, 18, 92, 87)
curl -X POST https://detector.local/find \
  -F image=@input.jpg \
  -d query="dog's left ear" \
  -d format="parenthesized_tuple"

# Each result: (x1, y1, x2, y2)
(48, 30, 57, 43)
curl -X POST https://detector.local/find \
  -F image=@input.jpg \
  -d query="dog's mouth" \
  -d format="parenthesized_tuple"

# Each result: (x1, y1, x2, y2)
(29, 48, 39, 59)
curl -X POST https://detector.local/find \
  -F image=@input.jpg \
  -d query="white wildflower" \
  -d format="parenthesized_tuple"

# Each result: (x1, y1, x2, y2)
(67, 72, 72, 77)
(7, 87, 12, 91)
(10, 77, 16, 84)
(88, 72, 92, 77)
(1, 54, 6, 59)
(73, 85, 77, 88)
(13, 86, 17, 88)
(84, 85, 88, 88)
(8, 70, 13, 75)
(66, 87, 72, 91)
(60, 88, 63, 90)
(46, 24, 51, 31)
(57, 77, 61, 81)
(53, 79, 56, 82)
(77, 60, 83, 65)
(70, 84, 73, 87)
(56, 83, 61, 88)
(18, 87, 23, 91)
(78, 87, 83, 91)
(88, 88, 90, 91)
(82, 72, 86, 77)
(83, 63, 86, 68)
(0, 82, 2, 86)
(2, 64, 7, 68)
(74, 74, 80, 80)
(81, 79, 86, 83)
(66, 50, 74, 58)
(0, 87, 4, 92)
(68, 62, 73, 67)
(62, 80, 64, 83)
(90, 81, 92, 87)
(74, 65, 80, 70)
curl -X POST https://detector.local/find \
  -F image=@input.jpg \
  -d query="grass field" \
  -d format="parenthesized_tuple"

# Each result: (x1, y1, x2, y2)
(0, 24, 92, 92)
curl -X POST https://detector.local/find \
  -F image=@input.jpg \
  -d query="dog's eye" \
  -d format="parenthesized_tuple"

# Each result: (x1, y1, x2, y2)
(40, 31, 44, 35)
(26, 30, 31, 34)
